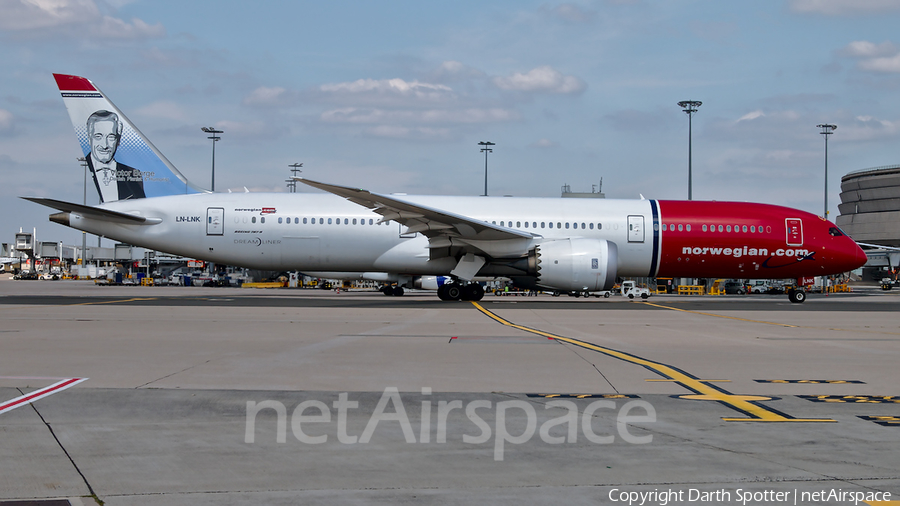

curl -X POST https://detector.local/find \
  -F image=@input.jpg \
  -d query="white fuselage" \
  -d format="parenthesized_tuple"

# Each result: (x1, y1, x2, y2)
(72, 192, 657, 276)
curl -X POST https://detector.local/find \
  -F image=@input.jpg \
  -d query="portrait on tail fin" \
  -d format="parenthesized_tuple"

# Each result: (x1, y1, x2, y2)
(86, 110, 145, 202)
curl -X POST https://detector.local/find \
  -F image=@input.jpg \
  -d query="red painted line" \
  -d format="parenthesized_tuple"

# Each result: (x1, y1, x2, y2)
(0, 378, 87, 415)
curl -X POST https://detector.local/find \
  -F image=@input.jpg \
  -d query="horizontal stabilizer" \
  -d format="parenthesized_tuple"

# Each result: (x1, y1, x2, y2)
(21, 197, 159, 225)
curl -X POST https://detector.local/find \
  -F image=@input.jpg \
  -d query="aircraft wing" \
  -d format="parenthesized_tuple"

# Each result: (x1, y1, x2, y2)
(21, 197, 160, 225)
(297, 178, 533, 242)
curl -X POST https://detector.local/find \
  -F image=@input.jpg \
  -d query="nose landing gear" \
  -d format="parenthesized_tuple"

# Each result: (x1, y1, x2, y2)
(787, 288, 806, 303)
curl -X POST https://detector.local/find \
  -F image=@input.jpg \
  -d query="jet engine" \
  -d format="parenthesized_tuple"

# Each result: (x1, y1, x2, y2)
(533, 238, 618, 292)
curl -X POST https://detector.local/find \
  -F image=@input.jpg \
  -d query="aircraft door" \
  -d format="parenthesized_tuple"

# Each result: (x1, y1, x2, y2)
(785, 218, 803, 246)
(627, 215, 645, 243)
(207, 207, 224, 236)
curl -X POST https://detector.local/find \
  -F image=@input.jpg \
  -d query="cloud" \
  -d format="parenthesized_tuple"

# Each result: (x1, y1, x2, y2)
(320, 107, 518, 125)
(364, 125, 452, 141)
(134, 100, 190, 122)
(492, 66, 586, 94)
(790, 0, 900, 15)
(243, 86, 299, 107)
(545, 3, 597, 23)
(858, 53, 900, 73)
(427, 61, 485, 83)
(841, 40, 898, 58)
(0, 109, 13, 132)
(737, 110, 765, 122)
(529, 138, 557, 148)
(320, 78, 452, 100)
(0, 0, 163, 38)
(840, 40, 900, 73)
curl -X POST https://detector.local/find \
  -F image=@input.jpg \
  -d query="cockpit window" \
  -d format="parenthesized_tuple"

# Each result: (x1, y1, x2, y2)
(828, 227, 844, 237)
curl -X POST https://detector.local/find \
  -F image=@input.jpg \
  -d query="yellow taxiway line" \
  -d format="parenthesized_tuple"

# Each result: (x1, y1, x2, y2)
(471, 301, 834, 422)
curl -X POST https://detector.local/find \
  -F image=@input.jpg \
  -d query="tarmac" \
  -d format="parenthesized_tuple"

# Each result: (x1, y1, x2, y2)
(0, 278, 898, 505)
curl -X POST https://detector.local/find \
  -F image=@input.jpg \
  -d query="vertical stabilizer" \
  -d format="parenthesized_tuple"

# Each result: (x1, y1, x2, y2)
(53, 74, 202, 203)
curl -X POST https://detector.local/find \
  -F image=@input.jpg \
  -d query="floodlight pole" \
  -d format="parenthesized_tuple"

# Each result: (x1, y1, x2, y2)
(678, 101, 702, 200)
(201, 127, 224, 192)
(287, 162, 303, 193)
(817, 124, 836, 219)
(78, 157, 88, 269)
(478, 141, 495, 196)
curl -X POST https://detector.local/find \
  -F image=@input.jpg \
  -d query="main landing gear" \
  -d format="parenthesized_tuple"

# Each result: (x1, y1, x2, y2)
(787, 288, 806, 303)
(380, 285, 405, 296)
(437, 282, 485, 302)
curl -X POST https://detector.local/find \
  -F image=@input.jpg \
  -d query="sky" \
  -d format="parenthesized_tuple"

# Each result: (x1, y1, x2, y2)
(3, 0, 900, 247)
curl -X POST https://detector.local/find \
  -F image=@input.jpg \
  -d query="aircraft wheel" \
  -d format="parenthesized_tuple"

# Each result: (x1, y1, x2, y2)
(604, 292, 611, 298)
(445, 283, 462, 301)
(437, 284, 450, 301)
(462, 283, 485, 301)
(788, 289, 806, 303)
(381, 285, 393, 296)
(392, 286, 405, 296)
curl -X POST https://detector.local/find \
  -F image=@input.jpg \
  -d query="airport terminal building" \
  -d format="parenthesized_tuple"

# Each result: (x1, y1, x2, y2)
(838, 165, 900, 281)
(837, 165, 900, 247)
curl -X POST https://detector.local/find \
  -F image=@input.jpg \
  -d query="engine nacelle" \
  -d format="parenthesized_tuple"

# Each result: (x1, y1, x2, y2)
(414, 275, 452, 290)
(534, 238, 618, 292)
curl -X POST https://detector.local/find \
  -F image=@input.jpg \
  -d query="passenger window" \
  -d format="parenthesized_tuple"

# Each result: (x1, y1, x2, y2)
(549, 222, 553, 229)
(557, 222, 562, 229)
(590, 223, 594, 230)
(532, 222, 537, 228)
(565, 223, 570, 229)
(541, 222, 545, 228)
(328, 218, 333, 224)
(278, 217, 283, 224)
(702, 225, 708, 232)
(303, 218, 307, 224)
(252, 217, 256, 223)
(597, 223, 602, 230)
(517, 221, 521, 227)
(726, 225, 731, 232)
(581, 223, 585, 229)
(718, 225, 723, 232)
(686, 224, 691, 231)
(742, 225, 747, 233)
(677, 224, 683, 231)
(524, 222, 529, 228)
(750, 225, 754, 233)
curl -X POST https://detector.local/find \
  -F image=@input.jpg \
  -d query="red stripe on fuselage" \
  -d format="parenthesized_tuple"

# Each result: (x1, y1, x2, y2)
(655, 200, 864, 278)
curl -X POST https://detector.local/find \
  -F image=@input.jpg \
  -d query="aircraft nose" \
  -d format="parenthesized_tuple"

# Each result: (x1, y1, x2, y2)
(855, 242, 868, 266)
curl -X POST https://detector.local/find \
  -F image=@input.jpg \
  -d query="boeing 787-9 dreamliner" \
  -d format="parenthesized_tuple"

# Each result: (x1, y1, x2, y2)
(24, 74, 867, 303)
